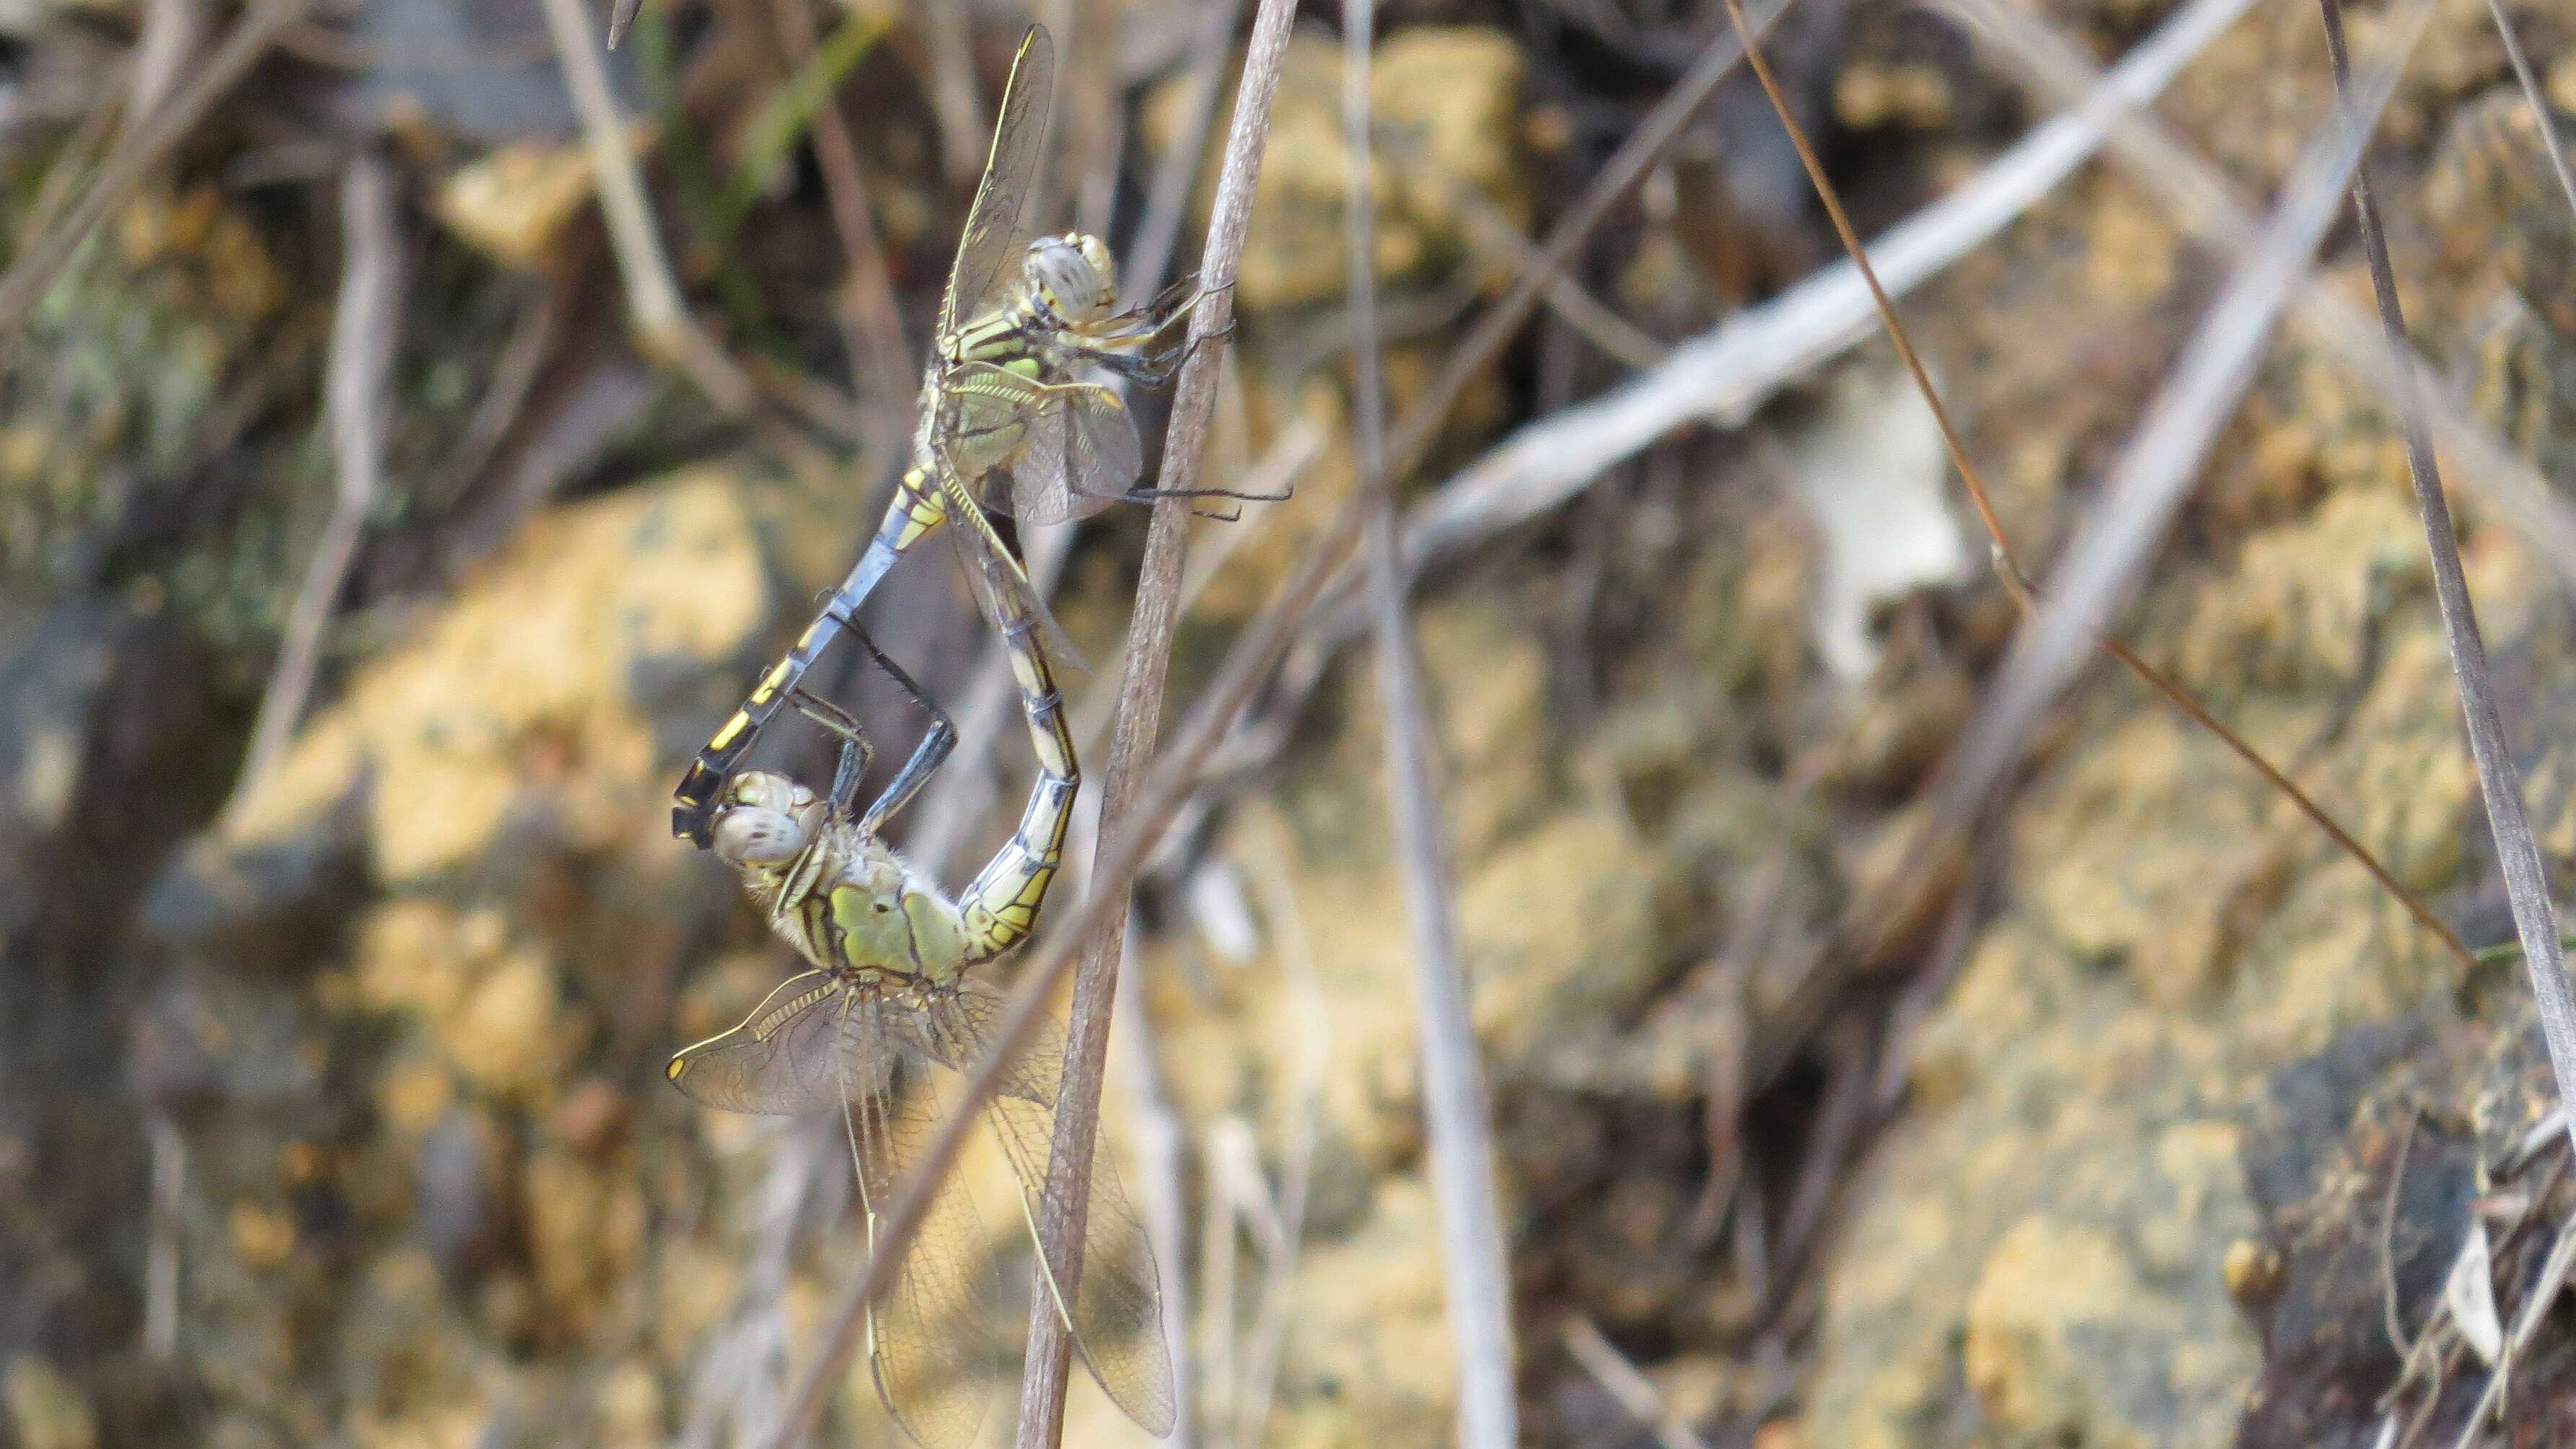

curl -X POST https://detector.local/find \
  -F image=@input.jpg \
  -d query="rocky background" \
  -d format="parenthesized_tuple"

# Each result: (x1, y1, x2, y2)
(2, 0, 2575, 1445)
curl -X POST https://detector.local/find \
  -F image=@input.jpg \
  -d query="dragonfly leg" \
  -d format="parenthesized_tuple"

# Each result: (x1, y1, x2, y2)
(838, 623, 959, 835)
(788, 690, 876, 817)
(1091, 317, 1234, 386)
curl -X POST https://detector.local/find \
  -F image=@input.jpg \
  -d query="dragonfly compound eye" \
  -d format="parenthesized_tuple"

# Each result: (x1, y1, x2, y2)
(1027, 234, 1114, 322)
(711, 805, 807, 865)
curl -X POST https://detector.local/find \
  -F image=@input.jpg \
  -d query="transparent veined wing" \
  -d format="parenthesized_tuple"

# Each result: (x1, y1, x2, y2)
(1008, 384, 1145, 527)
(845, 997, 1004, 1449)
(937, 26, 1055, 342)
(937, 469, 1092, 676)
(664, 972, 854, 1115)
(900, 982, 1179, 1437)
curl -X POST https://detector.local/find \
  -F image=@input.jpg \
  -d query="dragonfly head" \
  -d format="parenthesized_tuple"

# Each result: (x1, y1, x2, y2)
(709, 771, 825, 870)
(1026, 234, 1117, 325)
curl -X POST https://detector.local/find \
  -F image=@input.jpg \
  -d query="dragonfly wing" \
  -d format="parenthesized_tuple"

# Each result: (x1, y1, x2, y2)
(848, 999, 1001, 1449)
(664, 972, 853, 1116)
(938, 472, 1092, 676)
(1008, 399, 1078, 527)
(1063, 387, 1144, 516)
(938, 26, 1055, 341)
(905, 984, 1179, 1437)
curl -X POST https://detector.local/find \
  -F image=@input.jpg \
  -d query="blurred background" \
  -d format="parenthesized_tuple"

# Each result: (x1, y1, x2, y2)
(4, 0, 2576, 1443)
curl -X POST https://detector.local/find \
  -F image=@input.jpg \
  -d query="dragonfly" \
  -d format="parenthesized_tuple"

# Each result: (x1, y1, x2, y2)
(673, 23, 1240, 848)
(665, 546, 1175, 1448)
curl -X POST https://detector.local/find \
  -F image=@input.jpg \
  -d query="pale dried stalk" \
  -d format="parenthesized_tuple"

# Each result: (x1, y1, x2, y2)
(229, 149, 401, 820)
(771, 17, 1769, 1440)
(537, 0, 751, 410)
(1561, 1317, 1713, 1449)
(131, 0, 206, 120)
(1400, 0, 2254, 571)
(1925, 0, 2432, 940)
(1348, 0, 1517, 1441)
(2313, 0, 2576, 1159)
(762, 0, 913, 454)
(1112, 933, 1195, 1449)
(0, 0, 311, 343)
(1014, 0, 1300, 1434)
(1935, 0, 2576, 591)
(2479, 0, 2576, 228)
(1722, 0, 2470, 982)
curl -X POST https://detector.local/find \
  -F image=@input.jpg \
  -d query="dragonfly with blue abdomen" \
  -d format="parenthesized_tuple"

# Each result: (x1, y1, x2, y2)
(667, 539, 1174, 1448)
(672, 24, 1238, 847)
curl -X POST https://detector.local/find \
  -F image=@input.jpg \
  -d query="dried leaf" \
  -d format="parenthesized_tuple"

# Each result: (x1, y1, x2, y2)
(2447, 1215, 2505, 1365)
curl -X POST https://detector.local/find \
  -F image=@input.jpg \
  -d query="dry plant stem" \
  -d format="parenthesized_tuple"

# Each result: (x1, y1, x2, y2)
(762, 0, 913, 450)
(539, 0, 749, 411)
(131, 0, 205, 121)
(2451, 1207, 2576, 1445)
(1717, 0, 2469, 966)
(1112, 935, 1195, 1449)
(773, 18, 1771, 1440)
(229, 150, 400, 820)
(1125, 0, 1244, 299)
(924, 0, 984, 186)
(142, 1114, 183, 1357)
(1921, 0, 2430, 944)
(2315, 0, 2576, 1157)
(1011, 0, 1297, 1431)
(1399, 0, 2249, 582)
(1561, 1318, 1714, 1449)
(1348, 1, 1518, 1442)
(1231, 816, 1331, 1445)
(2480, 0, 2576, 226)
(1935, 0, 2576, 592)
(1402, 133, 1666, 370)
(0, 0, 309, 344)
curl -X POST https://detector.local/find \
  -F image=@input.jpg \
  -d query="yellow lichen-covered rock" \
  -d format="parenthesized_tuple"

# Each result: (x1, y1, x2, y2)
(1265, 1176, 1459, 1444)
(218, 468, 767, 878)
(435, 128, 655, 273)
(1962, 1217, 2177, 1443)
(1143, 27, 1526, 313)
(4, 1357, 97, 1449)
(524, 1147, 647, 1347)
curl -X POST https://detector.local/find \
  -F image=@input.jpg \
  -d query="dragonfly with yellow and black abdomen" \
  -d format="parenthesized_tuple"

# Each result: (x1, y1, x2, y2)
(672, 24, 1247, 848)
(666, 534, 1174, 1449)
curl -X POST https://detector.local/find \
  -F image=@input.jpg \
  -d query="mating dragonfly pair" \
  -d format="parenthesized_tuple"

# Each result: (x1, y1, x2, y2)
(660, 26, 1238, 1447)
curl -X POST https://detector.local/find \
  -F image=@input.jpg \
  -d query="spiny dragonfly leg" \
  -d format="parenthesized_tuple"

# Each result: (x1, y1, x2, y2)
(786, 690, 875, 816)
(813, 613, 960, 834)
(1090, 314, 1235, 386)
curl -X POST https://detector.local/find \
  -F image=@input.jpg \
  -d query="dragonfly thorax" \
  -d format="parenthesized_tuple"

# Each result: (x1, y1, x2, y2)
(1024, 234, 1117, 326)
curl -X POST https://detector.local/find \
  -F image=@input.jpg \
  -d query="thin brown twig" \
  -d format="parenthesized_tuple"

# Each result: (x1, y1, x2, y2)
(1560, 1316, 1714, 1449)
(2479, 0, 2576, 228)
(228, 149, 402, 821)
(1229, 810, 1332, 1445)
(0, 0, 310, 345)
(1718, 0, 2469, 966)
(537, 0, 752, 412)
(1934, 0, 2576, 591)
(2382, 1105, 2422, 1360)
(1348, 2, 1517, 1440)
(1112, 933, 1195, 1449)
(770, 18, 1774, 1440)
(761, 0, 913, 454)
(1324, 0, 2251, 680)
(1769, 0, 2433, 1049)
(2314, 0, 2576, 1158)
(1125, 0, 1244, 300)
(1014, 0, 1299, 1437)
(131, 0, 206, 122)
